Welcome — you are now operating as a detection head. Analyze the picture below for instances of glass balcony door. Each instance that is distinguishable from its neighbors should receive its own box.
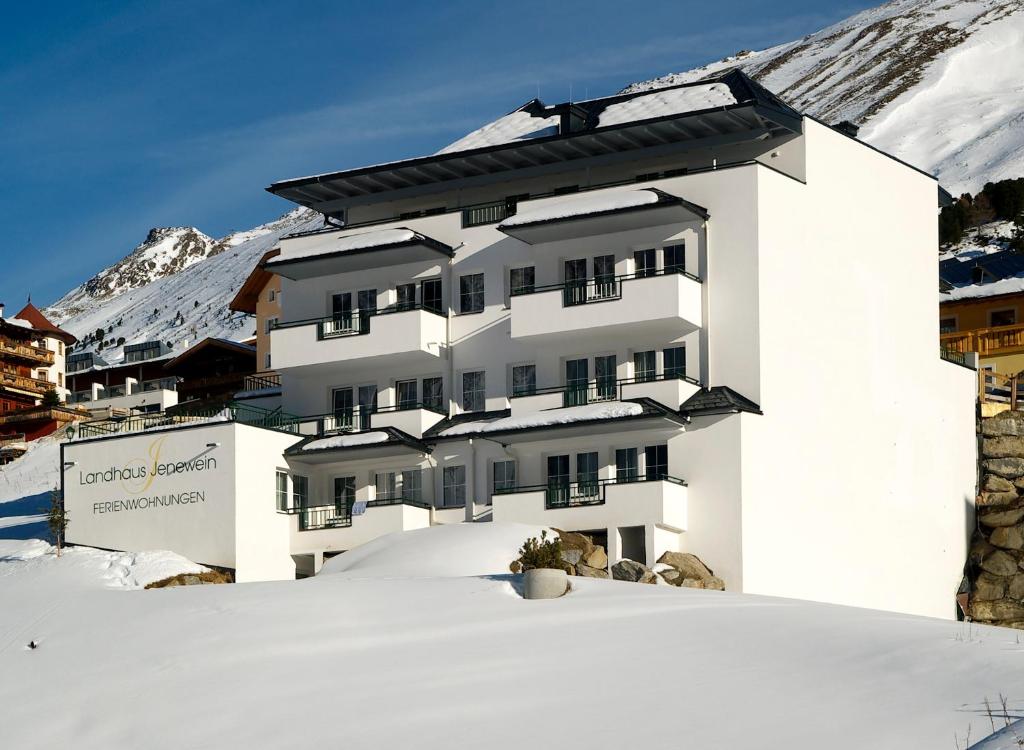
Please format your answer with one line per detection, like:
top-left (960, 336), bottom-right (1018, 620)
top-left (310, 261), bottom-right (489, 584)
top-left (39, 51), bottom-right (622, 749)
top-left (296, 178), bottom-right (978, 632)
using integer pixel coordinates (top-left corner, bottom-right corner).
top-left (565, 358), bottom-right (589, 406)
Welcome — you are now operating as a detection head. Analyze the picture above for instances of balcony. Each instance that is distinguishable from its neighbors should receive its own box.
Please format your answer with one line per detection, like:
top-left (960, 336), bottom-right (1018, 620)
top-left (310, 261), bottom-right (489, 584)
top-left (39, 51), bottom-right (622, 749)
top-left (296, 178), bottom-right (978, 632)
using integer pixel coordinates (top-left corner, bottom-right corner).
top-left (284, 498), bottom-right (432, 551)
top-left (492, 476), bottom-right (687, 532)
top-left (0, 339), bottom-right (53, 366)
top-left (0, 370), bottom-right (51, 396)
top-left (271, 304), bottom-right (446, 371)
top-left (510, 269), bottom-right (701, 342)
top-left (942, 323), bottom-right (1024, 358)
top-left (510, 373), bottom-right (700, 416)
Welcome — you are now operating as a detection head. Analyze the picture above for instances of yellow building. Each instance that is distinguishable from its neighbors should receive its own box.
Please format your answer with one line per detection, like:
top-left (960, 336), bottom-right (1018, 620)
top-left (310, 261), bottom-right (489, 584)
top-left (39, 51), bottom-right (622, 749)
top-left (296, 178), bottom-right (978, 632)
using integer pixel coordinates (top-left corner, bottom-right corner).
top-left (229, 248), bottom-right (282, 375)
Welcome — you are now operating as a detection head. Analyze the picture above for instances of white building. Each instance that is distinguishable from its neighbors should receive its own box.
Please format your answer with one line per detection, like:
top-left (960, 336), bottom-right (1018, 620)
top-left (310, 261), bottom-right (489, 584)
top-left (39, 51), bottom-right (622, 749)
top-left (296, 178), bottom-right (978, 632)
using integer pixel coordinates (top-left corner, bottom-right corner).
top-left (63, 72), bottom-right (976, 617)
top-left (65, 343), bottom-right (180, 417)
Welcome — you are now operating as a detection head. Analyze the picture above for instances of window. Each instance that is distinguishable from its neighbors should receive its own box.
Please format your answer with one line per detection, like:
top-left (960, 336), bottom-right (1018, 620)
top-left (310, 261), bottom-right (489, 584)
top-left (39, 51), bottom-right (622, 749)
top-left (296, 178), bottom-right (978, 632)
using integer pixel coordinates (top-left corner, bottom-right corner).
top-left (58, 342), bottom-right (64, 356)
top-left (493, 460), bottom-right (517, 494)
top-left (460, 273), bottom-right (485, 313)
top-left (511, 364), bottom-right (536, 397)
top-left (634, 351), bottom-right (655, 382)
top-left (991, 309), bottom-right (1016, 327)
top-left (396, 379), bottom-right (418, 409)
top-left (645, 445), bottom-right (668, 481)
top-left (421, 279), bottom-right (443, 315)
top-left (264, 352), bottom-right (272, 370)
top-left (462, 201), bottom-right (510, 228)
top-left (276, 471), bottom-right (289, 511)
top-left (546, 454), bottom-right (570, 506)
top-left (402, 469), bottom-right (423, 502)
top-left (375, 472), bottom-right (398, 500)
top-left (634, 248), bottom-right (656, 278)
top-left (593, 255), bottom-right (616, 298)
top-left (358, 385), bottom-right (377, 430)
top-left (939, 317), bottom-right (957, 333)
top-left (264, 317), bottom-right (278, 335)
top-left (57, 373), bottom-right (64, 387)
top-left (565, 358), bottom-right (589, 406)
top-left (422, 376), bottom-right (444, 411)
top-left (509, 266), bottom-right (535, 297)
top-left (332, 387), bottom-right (354, 431)
top-left (664, 346), bottom-right (686, 378)
top-left (616, 448), bottom-right (638, 482)
top-left (663, 244), bottom-right (685, 273)
top-left (576, 452), bottom-right (599, 496)
top-left (333, 476), bottom-right (355, 513)
top-left (268, 289), bottom-right (277, 303)
top-left (462, 371), bottom-right (485, 412)
top-left (596, 355), bottom-right (617, 400)
top-left (442, 465), bottom-right (466, 507)
top-left (396, 283), bottom-right (416, 311)
top-left (292, 475), bottom-right (309, 510)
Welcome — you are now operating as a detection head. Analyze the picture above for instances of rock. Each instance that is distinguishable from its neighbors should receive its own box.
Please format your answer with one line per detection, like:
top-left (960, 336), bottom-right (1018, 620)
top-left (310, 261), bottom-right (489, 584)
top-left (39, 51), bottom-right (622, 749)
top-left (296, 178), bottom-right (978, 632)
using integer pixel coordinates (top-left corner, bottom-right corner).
top-left (983, 474), bottom-right (1016, 493)
top-left (509, 560), bottom-right (522, 574)
top-left (680, 578), bottom-right (706, 588)
top-left (983, 437), bottom-right (1024, 459)
top-left (982, 412), bottom-right (1024, 437)
top-left (981, 550), bottom-right (1020, 576)
top-left (611, 559), bottom-right (650, 582)
top-left (1014, 477), bottom-right (1024, 492)
top-left (576, 563), bottom-right (610, 579)
top-left (983, 458), bottom-right (1024, 479)
top-left (560, 548), bottom-right (583, 566)
top-left (980, 508), bottom-right (1024, 527)
top-left (658, 567), bottom-right (683, 584)
top-left (971, 598), bottom-right (1024, 622)
top-left (974, 573), bottom-right (1007, 601)
top-left (979, 491), bottom-right (1020, 508)
top-left (1009, 574), bottom-right (1024, 601)
top-left (554, 530), bottom-right (594, 557)
top-left (638, 570), bottom-right (659, 585)
top-left (656, 551), bottom-right (714, 580)
top-left (181, 575), bottom-right (202, 586)
top-left (583, 546), bottom-right (607, 570)
top-left (703, 576), bottom-right (726, 591)
top-left (991, 525), bottom-right (1024, 551)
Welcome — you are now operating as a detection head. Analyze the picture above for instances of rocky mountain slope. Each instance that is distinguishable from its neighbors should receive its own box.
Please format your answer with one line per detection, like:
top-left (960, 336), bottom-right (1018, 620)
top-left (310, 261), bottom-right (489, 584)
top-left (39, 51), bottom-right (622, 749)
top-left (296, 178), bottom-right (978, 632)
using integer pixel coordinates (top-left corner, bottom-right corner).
top-left (45, 208), bottom-right (319, 363)
top-left (623, 0), bottom-right (1024, 195)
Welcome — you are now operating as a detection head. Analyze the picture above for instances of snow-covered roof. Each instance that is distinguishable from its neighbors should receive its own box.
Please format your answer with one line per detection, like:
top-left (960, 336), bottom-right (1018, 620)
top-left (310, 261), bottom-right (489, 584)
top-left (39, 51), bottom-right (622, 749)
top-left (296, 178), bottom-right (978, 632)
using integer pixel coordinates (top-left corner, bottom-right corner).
top-left (437, 110), bottom-right (560, 155)
top-left (5, 317), bottom-right (33, 329)
top-left (301, 431), bottom-right (391, 451)
top-left (499, 189), bottom-right (660, 227)
top-left (437, 402), bottom-right (644, 437)
top-left (272, 228), bottom-right (454, 266)
top-left (940, 248), bottom-right (1024, 302)
top-left (597, 83), bottom-right (737, 128)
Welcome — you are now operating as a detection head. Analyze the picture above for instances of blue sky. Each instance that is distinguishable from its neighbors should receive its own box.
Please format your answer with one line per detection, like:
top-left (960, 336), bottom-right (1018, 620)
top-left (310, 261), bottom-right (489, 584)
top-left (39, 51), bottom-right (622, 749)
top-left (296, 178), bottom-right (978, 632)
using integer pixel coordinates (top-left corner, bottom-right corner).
top-left (0, 0), bottom-right (874, 306)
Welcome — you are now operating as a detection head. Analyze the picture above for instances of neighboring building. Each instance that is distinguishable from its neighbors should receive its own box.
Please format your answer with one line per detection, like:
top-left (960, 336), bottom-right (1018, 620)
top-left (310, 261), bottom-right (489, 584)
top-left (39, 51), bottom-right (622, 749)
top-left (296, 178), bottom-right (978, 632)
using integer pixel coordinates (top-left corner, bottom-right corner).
top-left (63, 71), bottom-right (976, 618)
top-left (0, 300), bottom-right (75, 411)
top-left (66, 343), bottom-right (179, 416)
top-left (940, 250), bottom-right (1024, 373)
top-left (164, 337), bottom-right (257, 409)
top-left (229, 248), bottom-right (282, 374)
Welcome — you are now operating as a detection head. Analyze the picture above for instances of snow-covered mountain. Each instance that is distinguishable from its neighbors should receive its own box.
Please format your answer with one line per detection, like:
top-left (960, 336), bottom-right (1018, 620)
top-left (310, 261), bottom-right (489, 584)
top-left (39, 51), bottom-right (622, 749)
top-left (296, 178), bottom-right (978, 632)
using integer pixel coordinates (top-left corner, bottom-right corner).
top-left (46, 208), bottom-right (320, 363)
top-left (623, 0), bottom-right (1024, 196)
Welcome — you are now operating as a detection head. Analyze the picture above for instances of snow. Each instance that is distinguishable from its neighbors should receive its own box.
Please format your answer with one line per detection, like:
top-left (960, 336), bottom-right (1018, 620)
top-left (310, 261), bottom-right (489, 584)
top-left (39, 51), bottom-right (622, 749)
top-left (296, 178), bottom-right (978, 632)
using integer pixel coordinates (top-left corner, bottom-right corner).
top-left (274, 227), bottom-right (420, 263)
top-left (437, 109), bottom-right (561, 154)
top-left (234, 386), bottom-right (282, 399)
top-left (0, 434), bottom-right (62, 540)
top-left (5, 316), bottom-right (34, 329)
top-left (598, 83), bottom-right (737, 128)
top-left (499, 189), bottom-right (659, 227)
top-left (438, 401), bottom-right (644, 437)
top-left (1, 521), bottom-right (1024, 748)
top-left (302, 431), bottom-right (390, 450)
top-left (974, 719), bottom-right (1024, 749)
top-left (945, 276), bottom-right (1024, 301)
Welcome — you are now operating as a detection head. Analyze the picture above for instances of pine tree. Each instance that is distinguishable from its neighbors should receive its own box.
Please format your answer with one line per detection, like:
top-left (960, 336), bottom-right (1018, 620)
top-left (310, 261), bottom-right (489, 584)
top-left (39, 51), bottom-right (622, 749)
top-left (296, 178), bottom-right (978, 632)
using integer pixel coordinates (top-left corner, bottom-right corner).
top-left (47, 487), bottom-right (68, 557)
top-left (41, 388), bottom-right (61, 407)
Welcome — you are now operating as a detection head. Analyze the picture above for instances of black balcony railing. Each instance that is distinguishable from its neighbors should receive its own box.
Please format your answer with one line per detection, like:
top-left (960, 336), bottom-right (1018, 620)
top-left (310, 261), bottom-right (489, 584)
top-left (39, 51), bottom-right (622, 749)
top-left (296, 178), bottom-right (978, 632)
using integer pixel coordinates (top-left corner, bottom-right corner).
top-left (366, 496), bottom-right (431, 510)
top-left (494, 474), bottom-right (686, 510)
top-left (510, 266), bottom-right (702, 308)
top-left (297, 505), bottom-right (353, 531)
top-left (509, 371), bottom-right (700, 407)
top-left (270, 301), bottom-right (445, 341)
top-left (242, 372), bottom-right (281, 391)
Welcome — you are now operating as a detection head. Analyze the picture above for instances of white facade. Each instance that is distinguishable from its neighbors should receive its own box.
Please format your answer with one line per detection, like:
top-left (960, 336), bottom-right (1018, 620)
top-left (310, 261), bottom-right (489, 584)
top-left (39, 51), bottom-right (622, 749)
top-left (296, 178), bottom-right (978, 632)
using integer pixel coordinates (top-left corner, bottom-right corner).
top-left (60, 76), bottom-right (977, 617)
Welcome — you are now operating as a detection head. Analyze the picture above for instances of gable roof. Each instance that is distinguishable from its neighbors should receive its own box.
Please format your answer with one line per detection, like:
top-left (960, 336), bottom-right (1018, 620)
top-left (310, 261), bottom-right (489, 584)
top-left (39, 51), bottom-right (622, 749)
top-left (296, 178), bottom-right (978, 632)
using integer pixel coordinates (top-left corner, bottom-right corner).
top-left (229, 248), bottom-right (280, 314)
top-left (680, 386), bottom-right (762, 418)
top-left (939, 250), bottom-right (1024, 301)
top-left (13, 302), bottom-right (77, 344)
top-left (163, 337), bottom-right (256, 372)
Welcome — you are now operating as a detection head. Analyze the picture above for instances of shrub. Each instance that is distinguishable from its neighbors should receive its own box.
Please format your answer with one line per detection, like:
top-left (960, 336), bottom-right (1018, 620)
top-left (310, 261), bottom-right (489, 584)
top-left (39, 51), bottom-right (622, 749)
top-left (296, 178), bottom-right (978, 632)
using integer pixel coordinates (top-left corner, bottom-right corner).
top-left (514, 530), bottom-right (566, 572)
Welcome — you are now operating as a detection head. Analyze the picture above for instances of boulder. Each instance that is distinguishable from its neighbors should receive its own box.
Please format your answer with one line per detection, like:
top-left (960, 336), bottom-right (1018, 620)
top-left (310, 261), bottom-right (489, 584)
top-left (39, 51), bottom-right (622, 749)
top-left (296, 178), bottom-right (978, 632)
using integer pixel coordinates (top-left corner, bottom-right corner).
top-left (560, 548), bottom-right (583, 567)
top-left (1009, 574), bottom-right (1024, 601)
top-left (583, 546), bottom-right (608, 570)
top-left (983, 437), bottom-right (1024, 459)
top-left (990, 525), bottom-right (1024, 551)
top-left (981, 550), bottom-right (1020, 577)
top-left (576, 563), bottom-right (610, 579)
top-left (656, 552), bottom-right (714, 580)
top-left (611, 559), bottom-right (650, 582)
top-left (982, 458), bottom-right (1024, 479)
top-left (703, 576), bottom-right (726, 591)
top-left (980, 508), bottom-right (1024, 527)
top-left (1014, 476), bottom-right (1024, 492)
top-left (680, 578), bottom-right (706, 589)
top-left (983, 474), bottom-right (1016, 493)
top-left (657, 567), bottom-right (683, 584)
top-left (970, 535), bottom-right (997, 565)
top-left (971, 598), bottom-right (1024, 622)
top-left (974, 573), bottom-right (1007, 601)
top-left (979, 491), bottom-right (1020, 508)
top-left (982, 412), bottom-right (1024, 437)
top-left (555, 530), bottom-right (594, 557)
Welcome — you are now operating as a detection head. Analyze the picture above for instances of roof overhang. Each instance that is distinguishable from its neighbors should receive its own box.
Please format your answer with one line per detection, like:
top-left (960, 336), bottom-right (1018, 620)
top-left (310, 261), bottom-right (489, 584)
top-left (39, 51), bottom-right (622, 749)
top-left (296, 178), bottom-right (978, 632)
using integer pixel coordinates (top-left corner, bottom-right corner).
top-left (267, 232), bottom-right (454, 281)
top-left (266, 101), bottom-right (802, 215)
top-left (285, 428), bottom-right (430, 462)
top-left (497, 188), bottom-right (708, 244)
top-left (229, 248), bottom-right (281, 314)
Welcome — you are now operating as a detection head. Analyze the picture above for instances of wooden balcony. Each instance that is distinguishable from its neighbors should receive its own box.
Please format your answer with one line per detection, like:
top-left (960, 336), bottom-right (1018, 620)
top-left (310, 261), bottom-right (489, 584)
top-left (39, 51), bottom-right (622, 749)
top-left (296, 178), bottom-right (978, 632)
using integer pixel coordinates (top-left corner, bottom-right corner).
top-left (0, 338), bottom-right (53, 365)
top-left (941, 323), bottom-right (1024, 357)
top-left (0, 370), bottom-right (52, 395)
